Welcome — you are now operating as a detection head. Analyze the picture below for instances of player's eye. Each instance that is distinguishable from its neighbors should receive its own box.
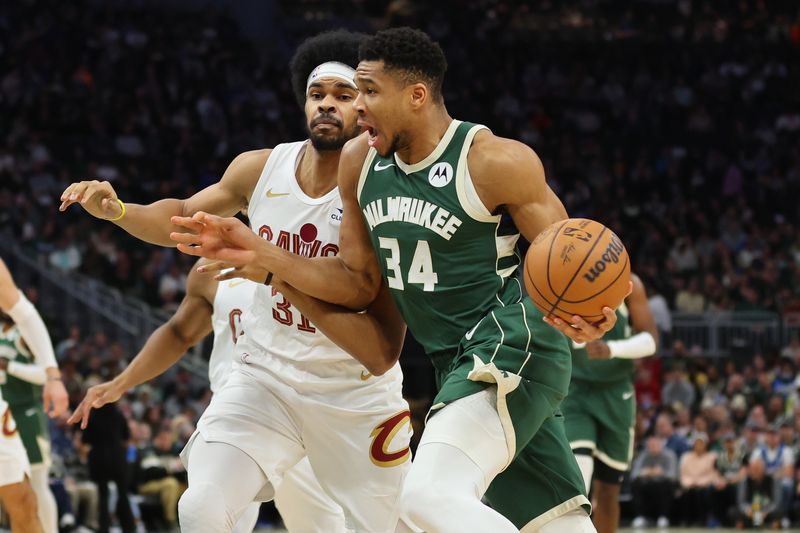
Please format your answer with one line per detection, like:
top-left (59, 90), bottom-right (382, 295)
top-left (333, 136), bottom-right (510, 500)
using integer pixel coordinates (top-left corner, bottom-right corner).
top-left (338, 94), bottom-right (352, 101)
top-left (366, 88), bottom-right (376, 95)
top-left (309, 92), bottom-right (322, 100)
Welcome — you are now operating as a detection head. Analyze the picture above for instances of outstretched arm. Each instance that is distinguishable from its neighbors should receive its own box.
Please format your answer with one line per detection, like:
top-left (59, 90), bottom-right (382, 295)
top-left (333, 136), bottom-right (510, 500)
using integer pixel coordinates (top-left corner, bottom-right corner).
top-left (58, 150), bottom-right (268, 247)
top-left (585, 274), bottom-right (658, 359)
top-left (274, 279), bottom-right (406, 375)
top-left (172, 134), bottom-right (384, 310)
top-left (0, 258), bottom-right (67, 417)
top-left (467, 132), bottom-right (623, 343)
top-left (68, 260), bottom-right (215, 428)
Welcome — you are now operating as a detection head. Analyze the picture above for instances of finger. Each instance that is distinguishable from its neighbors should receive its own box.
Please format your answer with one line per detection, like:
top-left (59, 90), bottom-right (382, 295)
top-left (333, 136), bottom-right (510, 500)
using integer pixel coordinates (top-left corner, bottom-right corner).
top-left (171, 215), bottom-right (205, 232)
top-left (81, 405), bottom-right (92, 429)
top-left (196, 261), bottom-right (228, 274)
top-left (214, 267), bottom-right (244, 281)
top-left (69, 182), bottom-right (91, 203)
top-left (170, 231), bottom-right (204, 246)
top-left (198, 212), bottom-right (225, 226)
top-left (66, 404), bottom-right (84, 425)
top-left (60, 183), bottom-right (84, 202)
top-left (80, 183), bottom-right (110, 205)
top-left (91, 390), bottom-right (110, 408)
top-left (598, 307), bottom-right (616, 331)
top-left (176, 243), bottom-right (205, 257)
top-left (571, 315), bottom-right (600, 335)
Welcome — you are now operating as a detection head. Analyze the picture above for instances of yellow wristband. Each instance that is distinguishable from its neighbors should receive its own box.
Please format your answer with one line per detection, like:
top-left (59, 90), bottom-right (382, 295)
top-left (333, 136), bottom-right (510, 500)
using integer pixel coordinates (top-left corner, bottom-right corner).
top-left (107, 198), bottom-right (126, 222)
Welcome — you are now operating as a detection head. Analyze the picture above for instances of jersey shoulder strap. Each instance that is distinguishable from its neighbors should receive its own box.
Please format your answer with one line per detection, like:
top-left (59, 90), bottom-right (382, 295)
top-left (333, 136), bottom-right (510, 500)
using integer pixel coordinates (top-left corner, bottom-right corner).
top-left (249, 141), bottom-right (306, 216)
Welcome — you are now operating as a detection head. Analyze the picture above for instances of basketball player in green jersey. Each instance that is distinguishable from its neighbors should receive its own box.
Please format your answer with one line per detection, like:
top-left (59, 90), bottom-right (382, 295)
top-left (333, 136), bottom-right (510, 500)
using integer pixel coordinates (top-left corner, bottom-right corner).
top-left (563, 274), bottom-right (658, 533)
top-left (0, 258), bottom-right (68, 533)
top-left (0, 319), bottom-right (58, 533)
top-left (169, 28), bottom-right (627, 532)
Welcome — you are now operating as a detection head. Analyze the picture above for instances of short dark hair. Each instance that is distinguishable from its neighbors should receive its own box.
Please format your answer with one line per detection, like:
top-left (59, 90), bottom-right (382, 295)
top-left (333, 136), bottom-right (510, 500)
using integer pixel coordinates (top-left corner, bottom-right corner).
top-left (359, 27), bottom-right (447, 102)
top-left (289, 30), bottom-right (366, 108)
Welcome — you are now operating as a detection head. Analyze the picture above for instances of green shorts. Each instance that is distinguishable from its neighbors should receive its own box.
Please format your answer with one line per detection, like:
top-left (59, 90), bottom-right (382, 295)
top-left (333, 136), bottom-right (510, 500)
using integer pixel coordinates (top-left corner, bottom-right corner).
top-left (562, 379), bottom-right (636, 472)
top-left (9, 403), bottom-right (50, 465)
top-left (429, 301), bottom-right (590, 527)
top-left (485, 414), bottom-right (591, 530)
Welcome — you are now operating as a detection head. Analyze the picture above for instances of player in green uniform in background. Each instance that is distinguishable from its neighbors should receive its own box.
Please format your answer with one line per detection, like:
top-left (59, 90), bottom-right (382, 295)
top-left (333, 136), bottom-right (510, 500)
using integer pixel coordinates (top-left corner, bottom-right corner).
top-left (563, 274), bottom-right (658, 533)
top-left (0, 258), bottom-right (67, 533)
top-left (0, 316), bottom-right (59, 533)
top-left (168, 28), bottom-right (629, 533)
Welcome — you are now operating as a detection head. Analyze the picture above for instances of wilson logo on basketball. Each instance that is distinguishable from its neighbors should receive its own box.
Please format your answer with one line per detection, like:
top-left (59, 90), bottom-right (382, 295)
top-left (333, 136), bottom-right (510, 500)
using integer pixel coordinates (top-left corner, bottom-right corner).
top-left (583, 235), bottom-right (625, 283)
top-left (369, 410), bottom-right (411, 468)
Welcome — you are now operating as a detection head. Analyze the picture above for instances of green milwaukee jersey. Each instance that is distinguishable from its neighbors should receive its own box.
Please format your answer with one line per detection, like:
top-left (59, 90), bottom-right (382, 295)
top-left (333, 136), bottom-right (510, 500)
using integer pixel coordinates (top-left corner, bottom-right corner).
top-left (0, 325), bottom-right (42, 407)
top-left (357, 121), bottom-right (522, 365)
top-left (570, 303), bottom-right (633, 384)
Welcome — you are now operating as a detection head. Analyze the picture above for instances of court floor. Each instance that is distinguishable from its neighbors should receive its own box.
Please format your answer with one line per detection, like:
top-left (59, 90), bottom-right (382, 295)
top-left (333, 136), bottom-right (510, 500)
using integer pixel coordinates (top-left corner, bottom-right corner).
top-left (257, 527), bottom-right (764, 533)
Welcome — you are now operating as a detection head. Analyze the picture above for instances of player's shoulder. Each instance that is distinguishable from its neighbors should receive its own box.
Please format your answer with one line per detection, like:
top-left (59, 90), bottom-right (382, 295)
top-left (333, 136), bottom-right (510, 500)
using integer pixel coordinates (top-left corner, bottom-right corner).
top-left (230, 148), bottom-right (272, 173)
top-left (467, 129), bottom-right (544, 189)
top-left (342, 132), bottom-right (371, 164)
top-left (338, 132), bottom-right (371, 190)
top-left (468, 130), bottom-right (543, 179)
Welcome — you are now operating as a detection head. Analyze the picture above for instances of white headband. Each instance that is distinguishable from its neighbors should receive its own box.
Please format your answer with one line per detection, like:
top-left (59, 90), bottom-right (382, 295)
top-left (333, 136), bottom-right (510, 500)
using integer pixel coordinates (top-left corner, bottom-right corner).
top-left (306, 61), bottom-right (357, 92)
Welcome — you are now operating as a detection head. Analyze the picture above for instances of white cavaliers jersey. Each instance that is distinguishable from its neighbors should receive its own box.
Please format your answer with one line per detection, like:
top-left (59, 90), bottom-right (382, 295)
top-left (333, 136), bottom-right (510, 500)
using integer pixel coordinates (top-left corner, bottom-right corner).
top-left (242, 141), bottom-right (402, 400)
top-left (208, 278), bottom-right (256, 392)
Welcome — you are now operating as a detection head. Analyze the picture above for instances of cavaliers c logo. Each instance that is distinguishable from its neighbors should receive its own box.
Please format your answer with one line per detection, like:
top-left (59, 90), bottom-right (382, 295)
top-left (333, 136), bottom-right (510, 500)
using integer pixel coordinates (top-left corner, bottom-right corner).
top-left (369, 410), bottom-right (411, 468)
top-left (2, 409), bottom-right (17, 437)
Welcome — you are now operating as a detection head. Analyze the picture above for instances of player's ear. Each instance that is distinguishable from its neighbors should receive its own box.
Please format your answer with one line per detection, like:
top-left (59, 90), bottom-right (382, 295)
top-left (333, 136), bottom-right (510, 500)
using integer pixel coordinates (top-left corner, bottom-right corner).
top-left (408, 83), bottom-right (427, 110)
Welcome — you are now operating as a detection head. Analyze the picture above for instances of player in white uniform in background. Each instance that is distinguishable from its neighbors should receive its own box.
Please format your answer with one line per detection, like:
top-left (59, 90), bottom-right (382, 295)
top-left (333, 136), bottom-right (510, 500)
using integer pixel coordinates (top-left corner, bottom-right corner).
top-left (69, 257), bottom-right (347, 532)
top-left (60, 31), bottom-right (412, 533)
top-left (0, 258), bottom-right (69, 533)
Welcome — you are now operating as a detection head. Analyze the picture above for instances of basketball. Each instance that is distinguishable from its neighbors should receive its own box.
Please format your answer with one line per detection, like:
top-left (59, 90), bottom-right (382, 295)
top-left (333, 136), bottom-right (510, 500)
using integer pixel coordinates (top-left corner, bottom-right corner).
top-left (524, 218), bottom-right (631, 323)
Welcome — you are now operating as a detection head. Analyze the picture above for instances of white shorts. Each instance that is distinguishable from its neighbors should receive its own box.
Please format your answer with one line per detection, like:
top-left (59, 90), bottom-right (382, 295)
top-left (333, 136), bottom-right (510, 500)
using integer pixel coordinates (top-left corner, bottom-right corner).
top-left (183, 364), bottom-right (411, 533)
top-left (0, 409), bottom-right (31, 487)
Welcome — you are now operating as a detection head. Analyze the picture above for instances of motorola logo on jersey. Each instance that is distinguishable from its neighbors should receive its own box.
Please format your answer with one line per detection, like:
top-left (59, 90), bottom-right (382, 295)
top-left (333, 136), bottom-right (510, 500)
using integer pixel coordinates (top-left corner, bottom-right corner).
top-left (257, 223), bottom-right (339, 258)
top-left (369, 410), bottom-right (412, 468)
top-left (428, 162), bottom-right (453, 188)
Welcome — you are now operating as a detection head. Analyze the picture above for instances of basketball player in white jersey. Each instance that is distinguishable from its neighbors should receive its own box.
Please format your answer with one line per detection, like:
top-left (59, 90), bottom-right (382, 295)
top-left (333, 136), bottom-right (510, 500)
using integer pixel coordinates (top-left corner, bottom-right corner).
top-left (0, 258), bottom-right (69, 532)
top-left (59, 31), bottom-right (411, 533)
top-left (68, 257), bottom-right (348, 533)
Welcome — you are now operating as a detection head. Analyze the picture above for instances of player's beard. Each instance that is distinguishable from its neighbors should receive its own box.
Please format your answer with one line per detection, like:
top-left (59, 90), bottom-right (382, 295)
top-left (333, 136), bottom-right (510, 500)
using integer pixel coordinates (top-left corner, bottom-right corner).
top-left (308, 118), bottom-right (360, 152)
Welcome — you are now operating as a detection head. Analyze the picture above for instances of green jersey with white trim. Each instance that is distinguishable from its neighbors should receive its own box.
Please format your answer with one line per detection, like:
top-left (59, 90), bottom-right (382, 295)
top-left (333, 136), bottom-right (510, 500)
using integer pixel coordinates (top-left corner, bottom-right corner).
top-left (569, 304), bottom-right (634, 384)
top-left (0, 325), bottom-right (41, 407)
top-left (357, 120), bottom-right (524, 363)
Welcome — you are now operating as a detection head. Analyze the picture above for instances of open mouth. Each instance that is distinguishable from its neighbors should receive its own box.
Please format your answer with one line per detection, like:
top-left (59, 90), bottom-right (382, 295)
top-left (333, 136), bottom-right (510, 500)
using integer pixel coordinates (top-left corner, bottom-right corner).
top-left (359, 119), bottom-right (380, 147)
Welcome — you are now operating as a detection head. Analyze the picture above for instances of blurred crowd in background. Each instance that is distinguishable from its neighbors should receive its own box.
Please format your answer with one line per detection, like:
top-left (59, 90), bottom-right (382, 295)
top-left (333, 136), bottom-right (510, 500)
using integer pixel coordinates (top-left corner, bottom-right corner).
top-left (2, 0), bottom-right (800, 529)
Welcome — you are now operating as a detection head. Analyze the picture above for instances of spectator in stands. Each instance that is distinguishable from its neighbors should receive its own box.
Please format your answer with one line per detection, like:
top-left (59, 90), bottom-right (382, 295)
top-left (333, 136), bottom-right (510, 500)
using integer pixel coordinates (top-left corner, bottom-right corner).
top-left (631, 436), bottom-right (678, 528)
top-left (662, 367), bottom-right (696, 411)
top-left (679, 433), bottom-right (720, 525)
top-left (739, 422), bottom-right (763, 466)
top-left (773, 359), bottom-right (796, 397)
top-left (781, 336), bottom-right (800, 363)
top-left (646, 284), bottom-right (672, 341)
top-left (134, 428), bottom-right (186, 530)
top-left (81, 402), bottom-right (135, 533)
top-left (674, 277), bottom-right (706, 313)
top-left (655, 412), bottom-right (690, 458)
top-left (734, 458), bottom-right (782, 529)
top-left (714, 431), bottom-right (746, 527)
top-left (751, 425), bottom-right (794, 528)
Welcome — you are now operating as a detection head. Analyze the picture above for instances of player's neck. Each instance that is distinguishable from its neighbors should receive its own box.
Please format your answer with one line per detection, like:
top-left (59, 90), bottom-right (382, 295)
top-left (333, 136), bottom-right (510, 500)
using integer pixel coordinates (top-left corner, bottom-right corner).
top-left (296, 142), bottom-right (339, 198)
top-left (395, 108), bottom-right (452, 166)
